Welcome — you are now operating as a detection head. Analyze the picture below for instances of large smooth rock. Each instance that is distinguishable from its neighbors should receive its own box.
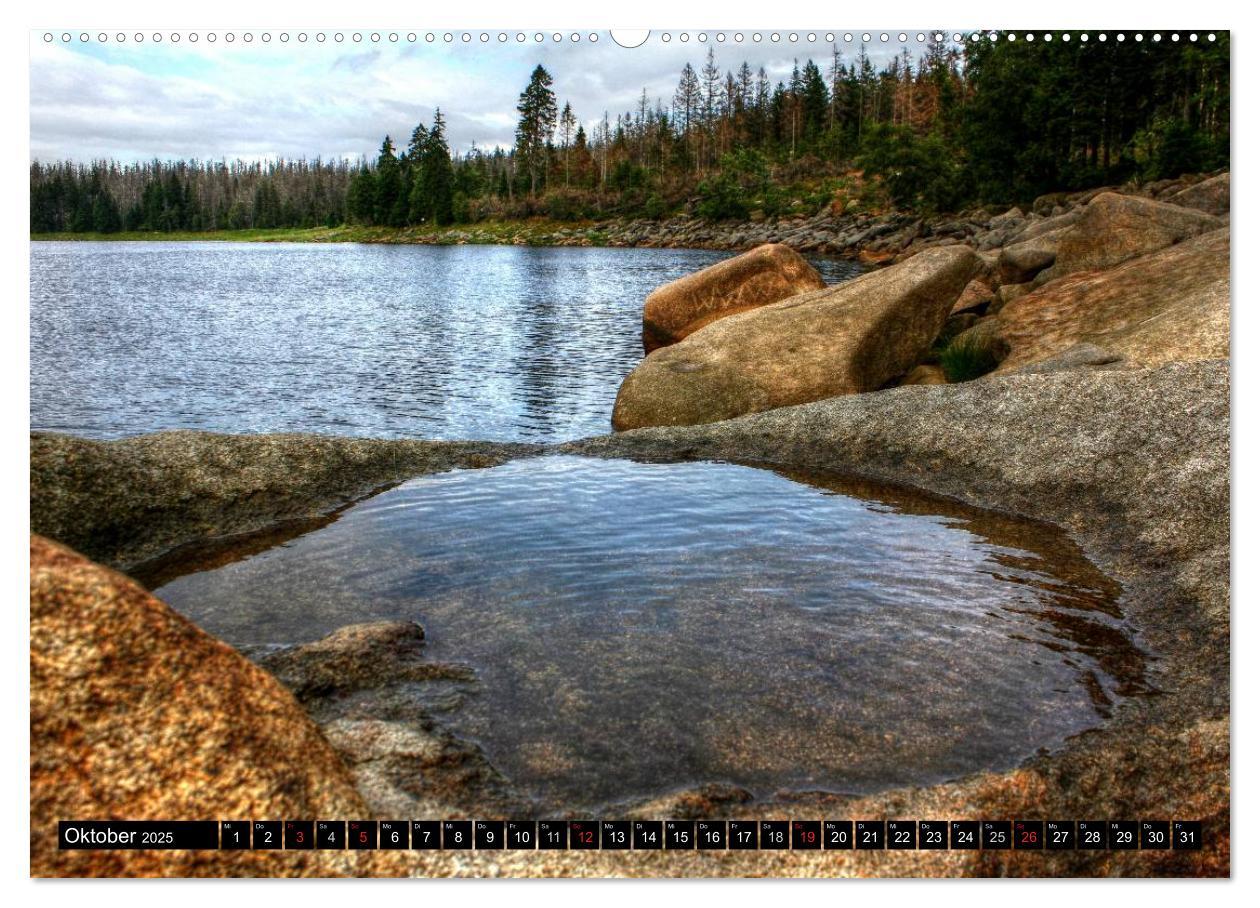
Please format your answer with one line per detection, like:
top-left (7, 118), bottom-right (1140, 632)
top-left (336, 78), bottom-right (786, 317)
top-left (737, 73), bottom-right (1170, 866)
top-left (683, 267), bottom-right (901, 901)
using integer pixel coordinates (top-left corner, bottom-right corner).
top-left (1169, 172), bottom-right (1229, 216)
top-left (994, 228), bottom-right (1228, 374)
top-left (612, 245), bottom-right (978, 430)
top-left (30, 535), bottom-right (392, 877)
top-left (641, 243), bottom-right (825, 352)
top-left (1040, 191), bottom-right (1222, 282)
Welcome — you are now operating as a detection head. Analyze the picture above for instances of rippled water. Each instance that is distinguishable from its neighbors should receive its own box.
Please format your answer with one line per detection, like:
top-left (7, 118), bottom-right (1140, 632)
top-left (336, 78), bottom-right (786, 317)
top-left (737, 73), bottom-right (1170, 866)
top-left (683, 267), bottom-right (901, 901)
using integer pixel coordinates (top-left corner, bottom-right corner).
top-left (30, 241), bottom-right (861, 442)
top-left (149, 456), bottom-right (1145, 810)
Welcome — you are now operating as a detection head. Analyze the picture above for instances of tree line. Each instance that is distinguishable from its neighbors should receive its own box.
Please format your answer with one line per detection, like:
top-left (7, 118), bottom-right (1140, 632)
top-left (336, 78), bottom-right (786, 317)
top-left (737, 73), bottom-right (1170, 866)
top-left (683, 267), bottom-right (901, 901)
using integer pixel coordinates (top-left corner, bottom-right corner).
top-left (31, 33), bottom-right (1229, 234)
top-left (30, 158), bottom-right (355, 234)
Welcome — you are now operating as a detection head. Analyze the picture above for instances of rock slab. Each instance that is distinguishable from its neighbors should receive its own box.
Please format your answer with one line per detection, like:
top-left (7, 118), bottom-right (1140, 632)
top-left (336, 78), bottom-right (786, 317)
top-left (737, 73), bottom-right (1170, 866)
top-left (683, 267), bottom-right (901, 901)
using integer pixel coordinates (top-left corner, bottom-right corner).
top-left (1042, 191), bottom-right (1222, 282)
top-left (29, 430), bottom-right (538, 570)
top-left (1169, 172), bottom-right (1229, 216)
top-left (995, 228), bottom-right (1229, 373)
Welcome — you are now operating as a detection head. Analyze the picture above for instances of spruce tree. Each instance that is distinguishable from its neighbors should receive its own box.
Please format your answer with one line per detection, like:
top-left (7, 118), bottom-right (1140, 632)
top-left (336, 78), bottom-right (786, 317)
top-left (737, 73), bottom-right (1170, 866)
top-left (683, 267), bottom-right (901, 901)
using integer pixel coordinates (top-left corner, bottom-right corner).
top-left (514, 65), bottom-right (558, 196)
top-left (373, 137), bottom-right (404, 227)
top-left (412, 109), bottom-right (455, 225)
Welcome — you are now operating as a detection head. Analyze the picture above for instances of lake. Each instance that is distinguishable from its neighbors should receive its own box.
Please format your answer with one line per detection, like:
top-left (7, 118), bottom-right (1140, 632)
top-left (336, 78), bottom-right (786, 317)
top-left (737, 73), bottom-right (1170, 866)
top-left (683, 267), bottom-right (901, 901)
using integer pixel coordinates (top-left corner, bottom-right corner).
top-left (29, 241), bottom-right (862, 443)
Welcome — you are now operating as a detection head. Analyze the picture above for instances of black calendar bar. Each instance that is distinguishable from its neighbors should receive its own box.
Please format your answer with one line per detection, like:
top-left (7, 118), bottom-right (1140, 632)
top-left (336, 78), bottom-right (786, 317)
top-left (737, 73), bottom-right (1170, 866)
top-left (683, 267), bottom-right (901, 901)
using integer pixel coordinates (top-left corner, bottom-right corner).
top-left (58, 821), bottom-right (219, 850)
top-left (58, 819), bottom-right (1204, 851)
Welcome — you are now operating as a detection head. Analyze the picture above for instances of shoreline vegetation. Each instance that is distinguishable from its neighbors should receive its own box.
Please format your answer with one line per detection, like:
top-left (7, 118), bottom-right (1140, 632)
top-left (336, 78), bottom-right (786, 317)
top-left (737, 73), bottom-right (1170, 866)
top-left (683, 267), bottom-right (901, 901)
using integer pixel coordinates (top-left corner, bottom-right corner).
top-left (29, 221), bottom-right (612, 246)
top-left (30, 167), bottom-right (1229, 263)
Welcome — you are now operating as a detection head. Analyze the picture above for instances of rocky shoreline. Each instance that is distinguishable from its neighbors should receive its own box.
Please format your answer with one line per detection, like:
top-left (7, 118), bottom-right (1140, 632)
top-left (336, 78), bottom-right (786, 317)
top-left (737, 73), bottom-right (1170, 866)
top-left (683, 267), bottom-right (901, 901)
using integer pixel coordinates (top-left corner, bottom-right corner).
top-left (29, 170), bottom-right (1230, 878)
top-left (336, 170), bottom-right (1228, 263)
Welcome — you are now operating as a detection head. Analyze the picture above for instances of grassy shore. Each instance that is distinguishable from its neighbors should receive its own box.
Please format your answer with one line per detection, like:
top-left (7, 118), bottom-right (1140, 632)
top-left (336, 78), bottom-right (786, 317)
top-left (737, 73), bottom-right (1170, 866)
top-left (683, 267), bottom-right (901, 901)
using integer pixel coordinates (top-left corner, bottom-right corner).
top-left (30, 220), bottom-right (610, 246)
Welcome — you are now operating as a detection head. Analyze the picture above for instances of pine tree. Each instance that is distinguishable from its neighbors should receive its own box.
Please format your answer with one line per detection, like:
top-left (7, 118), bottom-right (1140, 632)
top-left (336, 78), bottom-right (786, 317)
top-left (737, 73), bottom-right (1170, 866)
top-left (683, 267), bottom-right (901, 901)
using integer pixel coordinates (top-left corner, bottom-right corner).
top-left (346, 167), bottom-right (376, 224)
top-left (673, 63), bottom-right (702, 173)
top-left (514, 65), bottom-right (558, 196)
top-left (415, 109), bottom-right (455, 225)
top-left (372, 136), bottom-right (405, 226)
top-left (800, 60), bottom-right (829, 140)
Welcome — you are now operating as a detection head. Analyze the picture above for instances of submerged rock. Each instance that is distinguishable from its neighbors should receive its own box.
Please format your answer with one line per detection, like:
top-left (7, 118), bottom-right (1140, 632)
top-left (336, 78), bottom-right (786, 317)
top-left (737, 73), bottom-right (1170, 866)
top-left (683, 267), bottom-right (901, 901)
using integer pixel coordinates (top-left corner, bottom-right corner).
top-left (257, 620), bottom-right (474, 699)
top-left (1040, 191), bottom-right (1223, 282)
top-left (641, 243), bottom-right (825, 352)
top-left (29, 535), bottom-right (387, 877)
top-left (612, 245), bottom-right (978, 430)
top-left (257, 621), bottom-right (528, 819)
top-left (994, 228), bottom-right (1228, 374)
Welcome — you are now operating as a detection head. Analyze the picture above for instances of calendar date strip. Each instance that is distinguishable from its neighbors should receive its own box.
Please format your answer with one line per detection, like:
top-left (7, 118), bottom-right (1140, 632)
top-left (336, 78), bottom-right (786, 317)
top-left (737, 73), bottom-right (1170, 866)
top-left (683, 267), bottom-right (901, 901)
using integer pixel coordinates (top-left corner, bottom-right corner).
top-left (59, 819), bottom-right (1203, 851)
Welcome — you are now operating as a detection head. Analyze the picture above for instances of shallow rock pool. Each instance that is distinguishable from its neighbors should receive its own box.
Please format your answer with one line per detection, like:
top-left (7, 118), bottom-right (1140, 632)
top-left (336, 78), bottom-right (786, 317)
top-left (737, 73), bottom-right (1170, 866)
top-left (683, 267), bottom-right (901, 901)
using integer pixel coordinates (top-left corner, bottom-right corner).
top-left (148, 456), bottom-right (1146, 812)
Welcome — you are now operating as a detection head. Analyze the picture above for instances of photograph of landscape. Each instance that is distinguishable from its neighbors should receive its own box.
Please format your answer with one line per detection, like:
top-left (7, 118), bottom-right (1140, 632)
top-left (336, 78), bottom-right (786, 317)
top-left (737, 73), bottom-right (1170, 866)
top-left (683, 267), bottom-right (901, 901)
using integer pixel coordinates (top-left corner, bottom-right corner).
top-left (28, 26), bottom-right (1229, 878)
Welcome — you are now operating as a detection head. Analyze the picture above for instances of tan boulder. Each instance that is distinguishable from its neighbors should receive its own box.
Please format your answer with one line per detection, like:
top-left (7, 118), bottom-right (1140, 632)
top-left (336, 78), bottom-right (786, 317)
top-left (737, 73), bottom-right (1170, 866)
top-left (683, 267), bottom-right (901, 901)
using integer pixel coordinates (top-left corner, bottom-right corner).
top-left (1032, 191), bottom-right (1070, 215)
top-left (857, 248), bottom-right (898, 265)
top-left (1039, 191), bottom-right (1222, 282)
top-left (1169, 172), bottom-right (1230, 216)
top-left (950, 277), bottom-right (995, 314)
top-left (994, 228), bottom-right (1228, 374)
top-left (30, 535), bottom-right (398, 877)
top-left (612, 245), bottom-right (978, 430)
top-left (641, 243), bottom-right (825, 351)
top-left (995, 281), bottom-right (1036, 311)
top-left (996, 227), bottom-right (1070, 284)
top-left (1004, 209), bottom-right (1082, 245)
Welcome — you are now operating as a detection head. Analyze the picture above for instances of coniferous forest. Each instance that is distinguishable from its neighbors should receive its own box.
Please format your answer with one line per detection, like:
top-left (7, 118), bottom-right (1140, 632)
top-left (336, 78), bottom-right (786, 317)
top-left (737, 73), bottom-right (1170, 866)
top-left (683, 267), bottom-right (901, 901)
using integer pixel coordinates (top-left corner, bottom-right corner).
top-left (30, 33), bottom-right (1229, 234)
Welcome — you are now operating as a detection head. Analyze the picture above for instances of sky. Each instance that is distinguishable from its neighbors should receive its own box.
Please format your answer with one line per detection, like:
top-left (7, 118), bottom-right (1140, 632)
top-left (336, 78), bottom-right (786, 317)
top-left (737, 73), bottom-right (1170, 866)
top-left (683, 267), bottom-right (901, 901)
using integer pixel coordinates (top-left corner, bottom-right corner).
top-left (29, 30), bottom-right (914, 163)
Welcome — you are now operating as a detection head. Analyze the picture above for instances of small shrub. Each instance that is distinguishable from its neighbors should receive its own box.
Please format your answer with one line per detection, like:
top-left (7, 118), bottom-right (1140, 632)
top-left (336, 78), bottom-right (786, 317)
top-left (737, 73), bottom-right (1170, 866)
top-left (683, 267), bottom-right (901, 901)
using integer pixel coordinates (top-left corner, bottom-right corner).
top-left (939, 329), bottom-right (1006, 382)
top-left (643, 194), bottom-right (669, 220)
top-left (696, 172), bottom-right (749, 220)
top-left (544, 190), bottom-right (591, 221)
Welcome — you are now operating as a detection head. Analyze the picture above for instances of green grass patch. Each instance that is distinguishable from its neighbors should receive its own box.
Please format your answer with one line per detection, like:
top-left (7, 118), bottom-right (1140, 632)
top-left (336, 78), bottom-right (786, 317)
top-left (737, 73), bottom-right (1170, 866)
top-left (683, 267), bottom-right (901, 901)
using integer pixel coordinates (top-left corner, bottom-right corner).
top-left (939, 329), bottom-right (1006, 383)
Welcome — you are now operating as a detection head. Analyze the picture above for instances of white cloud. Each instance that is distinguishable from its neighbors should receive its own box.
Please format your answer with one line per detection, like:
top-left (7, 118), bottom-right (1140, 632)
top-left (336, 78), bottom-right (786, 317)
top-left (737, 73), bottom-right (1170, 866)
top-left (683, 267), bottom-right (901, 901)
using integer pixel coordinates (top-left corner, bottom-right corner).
top-left (30, 34), bottom-right (906, 163)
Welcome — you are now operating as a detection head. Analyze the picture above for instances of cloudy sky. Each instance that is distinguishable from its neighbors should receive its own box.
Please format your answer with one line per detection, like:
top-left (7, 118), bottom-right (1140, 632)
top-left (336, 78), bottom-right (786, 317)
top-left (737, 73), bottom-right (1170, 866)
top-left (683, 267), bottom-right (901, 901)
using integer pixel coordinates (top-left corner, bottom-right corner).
top-left (29, 30), bottom-right (912, 163)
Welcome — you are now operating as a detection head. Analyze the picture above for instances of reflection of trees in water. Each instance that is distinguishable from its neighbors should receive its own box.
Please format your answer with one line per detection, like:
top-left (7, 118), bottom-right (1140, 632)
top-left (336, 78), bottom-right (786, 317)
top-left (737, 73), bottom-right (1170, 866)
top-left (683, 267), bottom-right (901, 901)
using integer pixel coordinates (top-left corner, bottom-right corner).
top-left (512, 247), bottom-right (565, 437)
top-left (375, 245), bottom-right (460, 423)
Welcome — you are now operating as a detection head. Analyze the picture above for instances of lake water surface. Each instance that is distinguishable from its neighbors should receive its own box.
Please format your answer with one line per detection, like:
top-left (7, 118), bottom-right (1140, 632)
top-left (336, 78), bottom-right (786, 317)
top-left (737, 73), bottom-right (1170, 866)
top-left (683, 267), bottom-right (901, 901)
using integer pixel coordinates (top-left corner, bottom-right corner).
top-left (30, 241), bottom-right (861, 442)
